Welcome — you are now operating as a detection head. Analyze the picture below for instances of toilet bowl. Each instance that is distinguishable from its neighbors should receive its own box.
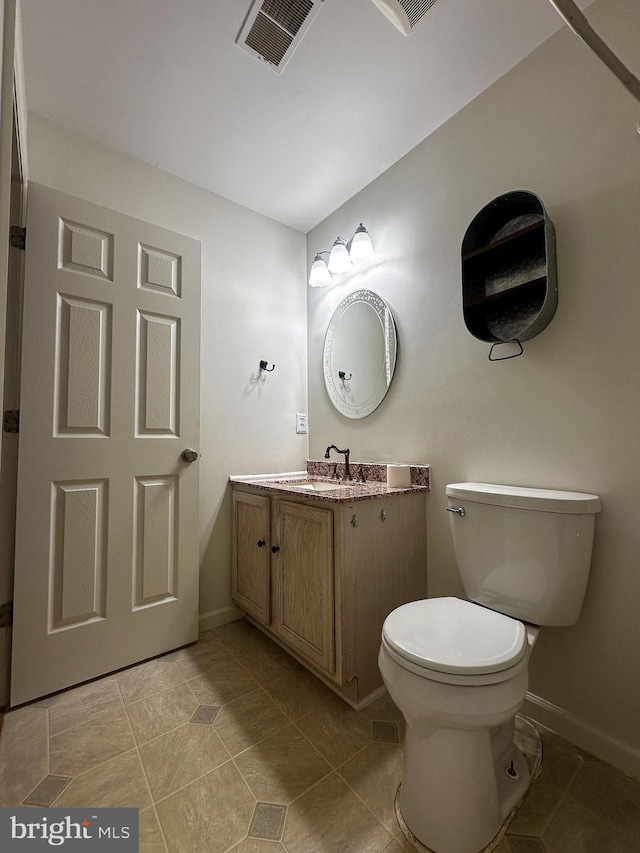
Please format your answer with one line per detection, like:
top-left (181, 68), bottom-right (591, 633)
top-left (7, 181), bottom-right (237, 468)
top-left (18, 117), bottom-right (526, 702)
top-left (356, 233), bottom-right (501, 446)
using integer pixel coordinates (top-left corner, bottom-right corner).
top-left (379, 482), bottom-right (600, 853)
top-left (380, 598), bottom-right (534, 853)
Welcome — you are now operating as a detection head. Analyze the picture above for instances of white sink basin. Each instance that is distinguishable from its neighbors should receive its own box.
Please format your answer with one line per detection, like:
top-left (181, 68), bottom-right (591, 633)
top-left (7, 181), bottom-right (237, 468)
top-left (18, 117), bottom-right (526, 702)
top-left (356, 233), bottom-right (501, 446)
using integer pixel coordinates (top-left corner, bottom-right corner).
top-left (277, 480), bottom-right (352, 492)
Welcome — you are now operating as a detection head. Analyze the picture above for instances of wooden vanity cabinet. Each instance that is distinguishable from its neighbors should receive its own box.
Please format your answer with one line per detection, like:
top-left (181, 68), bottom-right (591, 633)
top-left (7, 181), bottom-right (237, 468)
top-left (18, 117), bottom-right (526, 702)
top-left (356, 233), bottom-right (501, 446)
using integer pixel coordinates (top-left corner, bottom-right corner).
top-left (231, 484), bottom-right (428, 706)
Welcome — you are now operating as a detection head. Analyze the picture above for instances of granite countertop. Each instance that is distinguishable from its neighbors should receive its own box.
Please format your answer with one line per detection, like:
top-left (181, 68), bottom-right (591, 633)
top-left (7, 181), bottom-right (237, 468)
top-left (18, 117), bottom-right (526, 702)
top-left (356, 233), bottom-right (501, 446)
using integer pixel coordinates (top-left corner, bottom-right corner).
top-left (229, 461), bottom-right (430, 504)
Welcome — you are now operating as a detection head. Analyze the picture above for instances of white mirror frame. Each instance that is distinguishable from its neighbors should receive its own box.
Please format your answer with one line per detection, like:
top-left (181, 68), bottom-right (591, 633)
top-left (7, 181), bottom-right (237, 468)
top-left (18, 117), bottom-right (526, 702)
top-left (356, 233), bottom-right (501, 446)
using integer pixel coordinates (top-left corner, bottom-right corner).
top-left (323, 289), bottom-right (398, 419)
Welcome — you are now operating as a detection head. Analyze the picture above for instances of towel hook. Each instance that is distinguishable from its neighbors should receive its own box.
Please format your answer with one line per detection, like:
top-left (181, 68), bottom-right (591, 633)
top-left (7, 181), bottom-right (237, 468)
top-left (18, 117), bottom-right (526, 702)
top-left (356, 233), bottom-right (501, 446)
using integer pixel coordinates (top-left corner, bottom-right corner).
top-left (338, 371), bottom-right (352, 381)
top-left (259, 360), bottom-right (276, 372)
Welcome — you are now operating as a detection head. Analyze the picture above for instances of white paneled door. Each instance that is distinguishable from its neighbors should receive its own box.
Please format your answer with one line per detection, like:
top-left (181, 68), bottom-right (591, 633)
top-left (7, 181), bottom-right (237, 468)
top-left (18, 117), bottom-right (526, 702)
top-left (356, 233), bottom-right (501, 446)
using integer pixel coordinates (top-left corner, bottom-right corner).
top-left (10, 183), bottom-right (201, 705)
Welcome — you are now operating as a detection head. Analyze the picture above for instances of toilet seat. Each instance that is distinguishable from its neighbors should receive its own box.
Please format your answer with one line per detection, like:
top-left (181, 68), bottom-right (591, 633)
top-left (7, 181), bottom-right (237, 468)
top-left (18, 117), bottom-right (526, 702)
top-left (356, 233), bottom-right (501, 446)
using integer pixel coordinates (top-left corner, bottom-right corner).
top-left (382, 597), bottom-right (528, 685)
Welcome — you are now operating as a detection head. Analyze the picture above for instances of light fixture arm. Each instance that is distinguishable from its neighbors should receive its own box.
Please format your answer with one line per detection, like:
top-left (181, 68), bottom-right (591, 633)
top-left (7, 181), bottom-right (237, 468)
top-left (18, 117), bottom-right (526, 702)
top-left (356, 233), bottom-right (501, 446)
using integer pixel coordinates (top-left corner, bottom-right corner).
top-left (548, 0), bottom-right (640, 104)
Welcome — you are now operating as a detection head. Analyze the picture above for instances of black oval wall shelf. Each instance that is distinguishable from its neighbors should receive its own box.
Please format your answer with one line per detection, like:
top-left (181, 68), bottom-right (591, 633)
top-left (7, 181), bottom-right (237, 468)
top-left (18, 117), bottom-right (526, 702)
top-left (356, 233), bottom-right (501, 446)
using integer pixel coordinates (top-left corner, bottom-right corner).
top-left (461, 191), bottom-right (557, 353)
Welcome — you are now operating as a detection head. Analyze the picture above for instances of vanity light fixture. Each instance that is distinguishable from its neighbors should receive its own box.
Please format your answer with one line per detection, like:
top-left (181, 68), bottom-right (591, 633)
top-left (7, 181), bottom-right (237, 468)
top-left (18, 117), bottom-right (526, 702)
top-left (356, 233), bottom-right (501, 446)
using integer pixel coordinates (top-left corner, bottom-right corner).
top-left (308, 224), bottom-right (375, 287)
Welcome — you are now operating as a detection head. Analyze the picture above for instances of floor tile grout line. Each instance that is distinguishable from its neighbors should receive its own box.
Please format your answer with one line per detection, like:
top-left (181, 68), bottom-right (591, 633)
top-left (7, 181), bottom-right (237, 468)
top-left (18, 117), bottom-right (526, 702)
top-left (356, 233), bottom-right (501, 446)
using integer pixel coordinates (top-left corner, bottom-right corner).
top-left (339, 769), bottom-right (398, 843)
top-left (48, 744), bottom-right (141, 806)
top-left (226, 715), bottom-right (337, 834)
top-left (184, 679), bottom-right (261, 705)
top-left (225, 713), bottom-right (293, 762)
top-left (47, 707), bottom-right (137, 777)
top-left (43, 660), bottom-right (188, 721)
top-left (287, 710), bottom-right (347, 771)
top-left (174, 647), bottom-right (244, 682)
top-left (268, 682), bottom-right (400, 846)
top-left (151, 756), bottom-right (237, 808)
top-left (118, 694), bottom-right (170, 852)
top-left (45, 704), bottom-right (51, 777)
top-left (47, 666), bottom-right (188, 741)
top-left (280, 766), bottom-right (338, 808)
top-left (225, 762), bottom-right (259, 851)
top-left (276, 765), bottom-right (393, 852)
top-left (115, 660), bottom-right (189, 707)
top-left (533, 754), bottom-right (585, 838)
top-left (135, 742), bottom-right (170, 853)
top-left (126, 707), bottom-right (199, 750)
top-left (48, 698), bottom-right (125, 739)
top-left (146, 804), bottom-right (170, 853)
top-left (128, 683), bottom-right (271, 751)
top-left (136, 714), bottom-right (235, 804)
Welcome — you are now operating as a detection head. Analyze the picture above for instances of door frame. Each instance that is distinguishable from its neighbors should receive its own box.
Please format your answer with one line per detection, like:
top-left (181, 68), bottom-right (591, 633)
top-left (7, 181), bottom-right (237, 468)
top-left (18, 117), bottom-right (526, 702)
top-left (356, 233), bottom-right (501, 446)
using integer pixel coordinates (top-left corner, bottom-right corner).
top-left (0, 0), bottom-right (28, 708)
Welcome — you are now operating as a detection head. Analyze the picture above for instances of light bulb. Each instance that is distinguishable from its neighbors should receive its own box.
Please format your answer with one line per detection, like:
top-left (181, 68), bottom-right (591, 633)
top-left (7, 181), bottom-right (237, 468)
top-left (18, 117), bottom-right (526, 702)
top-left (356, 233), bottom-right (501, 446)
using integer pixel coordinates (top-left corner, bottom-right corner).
top-left (328, 238), bottom-right (352, 275)
top-left (308, 254), bottom-right (332, 287)
top-left (349, 223), bottom-right (374, 263)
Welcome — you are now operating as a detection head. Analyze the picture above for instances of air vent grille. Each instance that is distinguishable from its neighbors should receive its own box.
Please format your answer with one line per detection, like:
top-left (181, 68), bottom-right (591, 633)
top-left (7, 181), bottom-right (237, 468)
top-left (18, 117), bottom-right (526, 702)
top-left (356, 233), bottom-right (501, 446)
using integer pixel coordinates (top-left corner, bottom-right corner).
top-left (237, 0), bottom-right (323, 73)
top-left (262, 0), bottom-right (314, 36)
top-left (371, 0), bottom-right (438, 35)
top-left (245, 13), bottom-right (293, 67)
top-left (401, 0), bottom-right (437, 28)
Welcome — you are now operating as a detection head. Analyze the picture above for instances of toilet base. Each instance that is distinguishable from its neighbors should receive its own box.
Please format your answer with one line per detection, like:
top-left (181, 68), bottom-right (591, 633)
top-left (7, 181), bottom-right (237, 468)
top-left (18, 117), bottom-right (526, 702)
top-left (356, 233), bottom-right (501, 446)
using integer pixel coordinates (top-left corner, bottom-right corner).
top-left (396, 716), bottom-right (542, 853)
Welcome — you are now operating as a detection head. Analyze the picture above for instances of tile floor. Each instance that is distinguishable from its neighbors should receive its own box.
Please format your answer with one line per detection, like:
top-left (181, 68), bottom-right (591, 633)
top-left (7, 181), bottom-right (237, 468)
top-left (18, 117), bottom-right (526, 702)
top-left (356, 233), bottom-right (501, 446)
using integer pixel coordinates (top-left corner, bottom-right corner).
top-left (1, 618), bottom-right (640, 853)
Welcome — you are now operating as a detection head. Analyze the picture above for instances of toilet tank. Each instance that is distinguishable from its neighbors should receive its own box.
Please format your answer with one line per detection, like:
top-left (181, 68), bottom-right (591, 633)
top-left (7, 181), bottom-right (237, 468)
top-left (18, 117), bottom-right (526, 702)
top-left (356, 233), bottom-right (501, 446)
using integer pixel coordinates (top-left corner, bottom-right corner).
top-left (446, 483), bottom-right (601, 626)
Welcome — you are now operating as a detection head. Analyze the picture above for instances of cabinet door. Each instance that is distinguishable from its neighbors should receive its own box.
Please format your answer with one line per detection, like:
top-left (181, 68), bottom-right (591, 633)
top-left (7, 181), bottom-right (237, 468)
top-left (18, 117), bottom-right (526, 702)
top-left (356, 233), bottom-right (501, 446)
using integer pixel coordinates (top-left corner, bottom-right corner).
top-left (272, 500), bottom-right (334, 675)
top-left (232, 491), bottom-right (271, 625)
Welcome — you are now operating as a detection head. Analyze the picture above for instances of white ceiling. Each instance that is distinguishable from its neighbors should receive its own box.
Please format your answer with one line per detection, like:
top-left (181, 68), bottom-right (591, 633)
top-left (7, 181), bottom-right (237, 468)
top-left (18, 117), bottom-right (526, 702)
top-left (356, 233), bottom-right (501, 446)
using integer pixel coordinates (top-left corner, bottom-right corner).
top-left (20, 0), bottom-right (589, 233)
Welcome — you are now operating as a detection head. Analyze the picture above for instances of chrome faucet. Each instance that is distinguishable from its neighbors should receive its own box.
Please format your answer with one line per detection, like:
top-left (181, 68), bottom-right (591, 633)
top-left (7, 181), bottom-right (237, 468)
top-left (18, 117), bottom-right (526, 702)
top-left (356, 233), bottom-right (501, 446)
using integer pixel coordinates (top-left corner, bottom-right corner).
top-left (325, 445), bottom-right (352, 480)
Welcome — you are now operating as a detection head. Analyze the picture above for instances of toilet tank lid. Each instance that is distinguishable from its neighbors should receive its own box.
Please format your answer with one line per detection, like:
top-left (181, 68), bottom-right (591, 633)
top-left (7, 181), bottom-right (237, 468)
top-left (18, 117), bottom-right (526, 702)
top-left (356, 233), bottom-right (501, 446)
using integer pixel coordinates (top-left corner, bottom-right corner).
top-left (446, 483), bottom-right (601, 514)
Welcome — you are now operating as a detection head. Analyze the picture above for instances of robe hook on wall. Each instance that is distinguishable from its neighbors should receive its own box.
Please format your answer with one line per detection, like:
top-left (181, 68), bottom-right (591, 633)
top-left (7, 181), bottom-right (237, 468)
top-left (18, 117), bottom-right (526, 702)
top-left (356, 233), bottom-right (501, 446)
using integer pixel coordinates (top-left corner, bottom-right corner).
top-left (338, 371), bottom-right (352, 381)
top-left (259, 360), bottom-right (275, 372)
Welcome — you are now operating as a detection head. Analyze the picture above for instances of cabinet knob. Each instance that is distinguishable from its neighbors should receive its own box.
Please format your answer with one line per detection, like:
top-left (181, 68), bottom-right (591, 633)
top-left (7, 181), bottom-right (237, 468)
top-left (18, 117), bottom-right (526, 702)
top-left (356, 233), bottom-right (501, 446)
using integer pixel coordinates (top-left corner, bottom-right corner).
top-left (271, 545), bottom-right (280, 554)
top-left (257, 540), bottom-right (265, 548)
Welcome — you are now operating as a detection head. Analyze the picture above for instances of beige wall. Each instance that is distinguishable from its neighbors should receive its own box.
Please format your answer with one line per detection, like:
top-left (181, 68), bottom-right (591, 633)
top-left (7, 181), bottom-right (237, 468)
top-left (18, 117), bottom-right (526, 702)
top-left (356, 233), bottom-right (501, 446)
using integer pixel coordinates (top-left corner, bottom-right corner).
top-left (307, 0), bottom-right (640, 774)
top-left (27, 112), bottom-right (308, 624)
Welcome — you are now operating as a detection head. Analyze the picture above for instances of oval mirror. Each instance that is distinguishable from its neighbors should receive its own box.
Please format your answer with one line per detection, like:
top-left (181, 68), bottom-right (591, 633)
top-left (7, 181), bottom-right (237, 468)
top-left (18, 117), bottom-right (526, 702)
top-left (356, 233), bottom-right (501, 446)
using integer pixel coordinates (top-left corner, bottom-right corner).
top-left (323, 289), bottom-right (397, 419)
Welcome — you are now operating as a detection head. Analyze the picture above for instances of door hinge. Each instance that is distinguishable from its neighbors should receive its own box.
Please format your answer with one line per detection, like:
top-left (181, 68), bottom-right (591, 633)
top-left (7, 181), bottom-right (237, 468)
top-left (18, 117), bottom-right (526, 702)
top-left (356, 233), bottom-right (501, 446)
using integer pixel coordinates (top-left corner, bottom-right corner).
top-left (9, 225), bottom-right (26, 251)
top-left (0, 602), bottom-right (12, 628)
top-left (2, 409), bottom-right (19, 433)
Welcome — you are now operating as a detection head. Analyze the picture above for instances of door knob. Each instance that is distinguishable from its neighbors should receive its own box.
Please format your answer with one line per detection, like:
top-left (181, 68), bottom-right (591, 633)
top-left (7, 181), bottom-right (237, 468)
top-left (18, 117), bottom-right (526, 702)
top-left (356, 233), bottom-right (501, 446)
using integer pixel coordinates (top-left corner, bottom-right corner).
top-left (181, 448), bottom-right (199, 463)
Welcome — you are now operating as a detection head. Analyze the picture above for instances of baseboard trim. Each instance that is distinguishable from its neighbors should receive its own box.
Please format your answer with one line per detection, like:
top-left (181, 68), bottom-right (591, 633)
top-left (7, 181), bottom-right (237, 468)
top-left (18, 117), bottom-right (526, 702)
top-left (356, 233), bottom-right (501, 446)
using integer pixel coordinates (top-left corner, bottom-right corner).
top-left (523, 691), bottom-right (640, 780)
top-left (198, 605), bottom-right (244, 632)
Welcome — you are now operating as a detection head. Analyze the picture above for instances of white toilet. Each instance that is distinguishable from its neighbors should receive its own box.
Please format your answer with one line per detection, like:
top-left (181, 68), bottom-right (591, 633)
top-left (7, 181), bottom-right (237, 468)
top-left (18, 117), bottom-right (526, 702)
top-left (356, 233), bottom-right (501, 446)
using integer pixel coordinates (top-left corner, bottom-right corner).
top-left (379, 482), bottom-right (601, 853)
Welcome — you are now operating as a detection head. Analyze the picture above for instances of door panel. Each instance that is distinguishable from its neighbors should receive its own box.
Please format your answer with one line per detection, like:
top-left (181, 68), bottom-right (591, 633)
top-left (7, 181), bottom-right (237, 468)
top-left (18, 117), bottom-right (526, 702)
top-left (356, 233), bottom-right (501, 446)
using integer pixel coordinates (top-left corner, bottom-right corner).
top-left (10, 183), bottom-right (201, 705)
top-left (133, 474), bottom-right (177, 607)
top-left (55, 295), bottom-right (112, 436)
top-left (136, 310), bottom-right (179, 436)
top-left (50, 478), bottom-right (107, 630)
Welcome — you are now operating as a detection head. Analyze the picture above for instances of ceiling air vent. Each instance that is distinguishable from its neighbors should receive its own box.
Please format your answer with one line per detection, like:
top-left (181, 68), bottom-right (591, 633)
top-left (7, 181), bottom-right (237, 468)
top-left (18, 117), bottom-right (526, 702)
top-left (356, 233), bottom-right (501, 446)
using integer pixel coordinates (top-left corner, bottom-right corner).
top-left (236, 0), bottom-right (324, 73)
top-left (371, 0), bottom-right (439, 35)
